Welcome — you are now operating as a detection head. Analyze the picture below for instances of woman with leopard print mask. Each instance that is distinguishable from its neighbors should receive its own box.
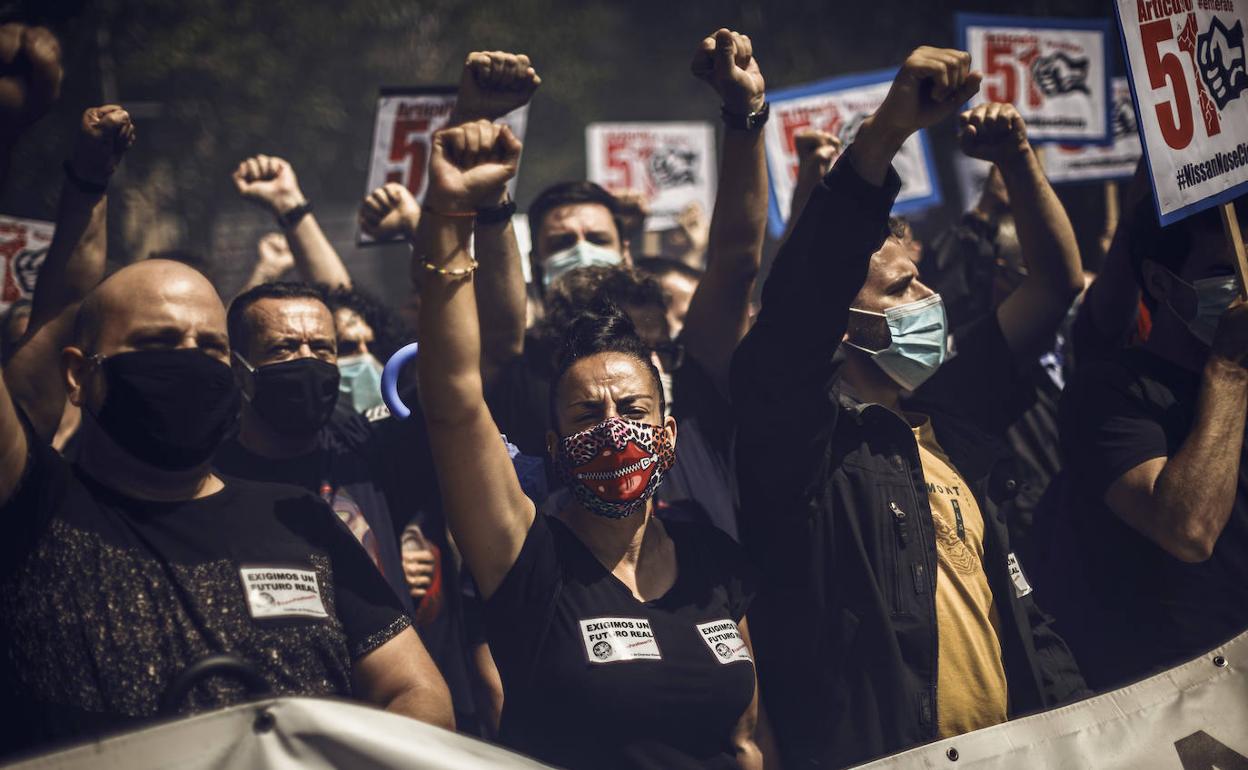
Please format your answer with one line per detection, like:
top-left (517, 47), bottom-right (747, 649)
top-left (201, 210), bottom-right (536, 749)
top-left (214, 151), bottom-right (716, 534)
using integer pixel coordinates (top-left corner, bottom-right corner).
top-left (400, 115), bottom-right (773, 769)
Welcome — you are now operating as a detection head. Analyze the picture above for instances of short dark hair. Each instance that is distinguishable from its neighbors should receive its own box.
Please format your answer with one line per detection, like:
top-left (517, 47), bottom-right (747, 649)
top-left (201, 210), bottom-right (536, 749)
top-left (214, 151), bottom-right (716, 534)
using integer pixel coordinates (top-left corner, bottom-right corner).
top-left (634, 257), bottom-right (704, 283)
top-left (528, 181), bottom-right (624, 257)
top-left (550, 299), bottom-right (665, 432)
top-left (227, 281), bottom-right (329, 359)
top-left (538, 266), bottom-right (666, 342)
top-left (321, 284), bottom-right (406, 363)
top-left (1128, 197), bottom-right (1246, 310)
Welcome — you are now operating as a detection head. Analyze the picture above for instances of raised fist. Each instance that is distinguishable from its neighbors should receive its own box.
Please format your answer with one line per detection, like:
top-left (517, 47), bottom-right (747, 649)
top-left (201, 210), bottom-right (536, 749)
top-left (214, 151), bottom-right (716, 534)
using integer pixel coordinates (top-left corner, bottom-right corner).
top-left (255, 232), bottom-right (295, 280)
top-left (453, 51), bottom-right (541, 122)
top-left (691, 28), bottom-right (766, 114)
top-left (872, 47), bottom-right (982, 145)
top-left (68, 105), bottom-right (136, 187)
top-left (425, 120), bottom-right (522, 214)
top-left (959, 102), bottom-right (1030, 165)
top-left (359, 182), bottom-right (422, 242)
top-left (794, 129), bottom-right (842, 179)
top-left (0, 23), bottom-right (62, 135)
top-left (232, 155), bottom-right (305, 215)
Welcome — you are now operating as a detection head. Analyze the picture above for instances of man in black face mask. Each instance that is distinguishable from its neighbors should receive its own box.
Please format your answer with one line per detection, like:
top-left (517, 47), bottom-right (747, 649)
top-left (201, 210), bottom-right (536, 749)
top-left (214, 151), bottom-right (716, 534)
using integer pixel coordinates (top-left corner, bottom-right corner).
top-left (0, 260), bottom-right (453, 757)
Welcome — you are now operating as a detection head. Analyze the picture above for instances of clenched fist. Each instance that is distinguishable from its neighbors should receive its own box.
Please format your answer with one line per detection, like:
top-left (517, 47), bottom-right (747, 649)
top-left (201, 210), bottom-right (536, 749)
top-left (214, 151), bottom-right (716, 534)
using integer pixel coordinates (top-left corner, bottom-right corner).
top-left (425, 120), bottom-right (522, 214)
top-left (794, 129), bottom-right (843, 179)
top-left (359, 182), bottom-right (422, 242)
top-left (453, 51), bottom-right (541, 123)
top-left (871, 47), bottom-right (982, 146)
top-left (232, 155), bottom-right (306, 216)
top-left (959, 102), bottom-right (1030, 166)
top-left (255, 232), bottom-right (295, 280)
top-left (69, 105), bottom-right (136, 187)
top-left (691, 28), bottom-right (766, 115)
top-left (0, 23), bottom-right (61, 135)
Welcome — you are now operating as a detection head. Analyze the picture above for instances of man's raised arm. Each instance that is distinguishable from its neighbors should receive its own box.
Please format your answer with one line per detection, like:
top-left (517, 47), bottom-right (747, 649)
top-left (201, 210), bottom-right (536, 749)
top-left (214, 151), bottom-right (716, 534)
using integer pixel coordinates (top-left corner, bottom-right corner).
top-left (960, 103), bottom-right (1084, 358)
top-left (233, 155), bottom-right (352, 289)
top-left (449, 51), bottom-right (540, 385)
top-left (681, 28), bottom-right (767, 396)
top-left (5, 105), bottom-right (133, 443)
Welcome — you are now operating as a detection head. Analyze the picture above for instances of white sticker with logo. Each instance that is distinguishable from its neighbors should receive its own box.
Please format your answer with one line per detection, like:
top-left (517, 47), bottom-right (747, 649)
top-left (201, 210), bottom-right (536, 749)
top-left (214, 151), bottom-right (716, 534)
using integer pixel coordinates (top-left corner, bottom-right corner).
top-left (240, 566), bottom-right (329, 619)
top-left (696, 619), bottom-right (753, 665)
top-left (580, 617), bottom-right (662, 663)
top-left (1007, 552), bottom-right (1033, 599)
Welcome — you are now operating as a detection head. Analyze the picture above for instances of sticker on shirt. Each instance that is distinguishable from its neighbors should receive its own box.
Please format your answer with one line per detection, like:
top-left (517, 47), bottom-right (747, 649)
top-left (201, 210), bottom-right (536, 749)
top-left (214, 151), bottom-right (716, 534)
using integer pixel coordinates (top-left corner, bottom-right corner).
top-left (580, 617), bottom-right (662, 663)
top-left (239, 566), bottom-right (329, 619)
top-left (1006, 552), bottom-right (1033, 599)
top-left (696, 620), bottom-right (754, 665)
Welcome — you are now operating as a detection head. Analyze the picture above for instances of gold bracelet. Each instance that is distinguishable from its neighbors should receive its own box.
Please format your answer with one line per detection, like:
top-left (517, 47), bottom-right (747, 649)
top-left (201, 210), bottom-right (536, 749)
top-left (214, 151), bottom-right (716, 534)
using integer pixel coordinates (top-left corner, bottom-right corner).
top-left (418, 256), bottom-right (479, 279)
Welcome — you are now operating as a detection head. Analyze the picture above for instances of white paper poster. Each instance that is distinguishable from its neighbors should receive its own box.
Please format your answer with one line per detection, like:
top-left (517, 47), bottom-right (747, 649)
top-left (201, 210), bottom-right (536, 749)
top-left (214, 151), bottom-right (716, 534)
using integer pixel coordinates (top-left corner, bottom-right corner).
top-left (958, 14), bottom-right (1113, 145)
top-left (363, 87), bottom-right (529, 243)
top-left (1115, 0), bottom-right (1248, 224)
top-left (1043, 77), bottom-right (1144, 184)
top-left (0, 214), bottom-right (53, 313)
top-left (585, 122), bottom-right (716, 231)
top-left (763, 69), bottom-right (942, 237)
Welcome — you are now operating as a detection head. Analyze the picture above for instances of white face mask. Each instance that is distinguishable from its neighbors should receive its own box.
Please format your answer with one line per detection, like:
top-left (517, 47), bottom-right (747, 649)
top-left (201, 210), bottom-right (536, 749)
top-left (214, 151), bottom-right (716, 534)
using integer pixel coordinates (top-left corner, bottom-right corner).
top-left (337, 353), bottom-right (385, 413)
top-left (845, 294), bottom-right (949, 392)
top-left (542, 240), bottom-right (623, 288)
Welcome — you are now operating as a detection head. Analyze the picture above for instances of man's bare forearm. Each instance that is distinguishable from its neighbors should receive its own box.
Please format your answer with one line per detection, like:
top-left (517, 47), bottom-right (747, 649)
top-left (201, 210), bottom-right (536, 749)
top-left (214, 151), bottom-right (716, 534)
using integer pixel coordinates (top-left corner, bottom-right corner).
top-left (27, 184), bottom-right (106, 330)
top-left (285, 213), bottom-right (351, 289)
top-left (997, 148), bottom-right (1082, 301)
top-left (473, 194), bottom-right (526, 386)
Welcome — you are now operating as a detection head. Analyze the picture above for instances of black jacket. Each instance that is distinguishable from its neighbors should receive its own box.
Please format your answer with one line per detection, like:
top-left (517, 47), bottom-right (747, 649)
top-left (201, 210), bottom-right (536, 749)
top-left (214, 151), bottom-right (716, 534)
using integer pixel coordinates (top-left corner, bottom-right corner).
top-left (731, 159), bottom-right (1089, 769)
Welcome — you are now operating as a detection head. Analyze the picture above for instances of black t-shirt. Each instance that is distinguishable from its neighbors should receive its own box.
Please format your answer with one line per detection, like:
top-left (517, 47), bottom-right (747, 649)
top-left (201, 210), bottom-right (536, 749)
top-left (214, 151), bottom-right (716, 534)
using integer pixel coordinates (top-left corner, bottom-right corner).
top-left (485, 513), bottom-right (756, 769)
top-left (213, 408), bottom-right (415, 619)
top-left (0, 439), bottom-right (410, 757)
top-left (1056, 347), bottom-right (1248, 688)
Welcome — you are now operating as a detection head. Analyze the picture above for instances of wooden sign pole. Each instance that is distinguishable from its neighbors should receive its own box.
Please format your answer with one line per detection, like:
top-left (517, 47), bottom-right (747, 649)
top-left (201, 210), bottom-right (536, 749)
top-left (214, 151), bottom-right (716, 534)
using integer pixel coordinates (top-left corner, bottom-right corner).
top-left (1222, 201), bottom-right (1248, 300)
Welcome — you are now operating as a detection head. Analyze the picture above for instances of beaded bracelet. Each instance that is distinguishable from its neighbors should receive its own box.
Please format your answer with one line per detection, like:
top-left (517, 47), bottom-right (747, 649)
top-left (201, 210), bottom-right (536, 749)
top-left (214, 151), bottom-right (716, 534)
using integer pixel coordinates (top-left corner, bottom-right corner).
top-left (418, 256), bottom-right (479, 279)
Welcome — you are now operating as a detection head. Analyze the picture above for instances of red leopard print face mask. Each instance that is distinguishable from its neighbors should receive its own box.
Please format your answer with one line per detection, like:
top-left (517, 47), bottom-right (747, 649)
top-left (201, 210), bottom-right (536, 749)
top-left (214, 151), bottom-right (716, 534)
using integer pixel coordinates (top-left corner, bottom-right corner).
top-left (555, 416), bottom-right (676, 519)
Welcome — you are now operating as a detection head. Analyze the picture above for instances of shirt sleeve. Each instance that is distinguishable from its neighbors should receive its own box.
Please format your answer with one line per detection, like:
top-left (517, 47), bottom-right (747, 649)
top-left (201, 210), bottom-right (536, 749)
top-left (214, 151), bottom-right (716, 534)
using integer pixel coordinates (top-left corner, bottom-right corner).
top-left (311, 497), bottom-right (412, 659)
top-left (1059, 361), bottom-right (1171, 501)
top-left (0, 415), bottom-right (67, 567)
top-left (482, 513), bottom-right (562, 681)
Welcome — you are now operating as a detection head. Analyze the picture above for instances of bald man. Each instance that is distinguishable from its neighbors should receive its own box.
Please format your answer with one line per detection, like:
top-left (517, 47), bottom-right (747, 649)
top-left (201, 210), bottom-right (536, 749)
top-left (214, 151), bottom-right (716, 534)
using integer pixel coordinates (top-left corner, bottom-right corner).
top-left (0, 260), bottom-right (452, 757)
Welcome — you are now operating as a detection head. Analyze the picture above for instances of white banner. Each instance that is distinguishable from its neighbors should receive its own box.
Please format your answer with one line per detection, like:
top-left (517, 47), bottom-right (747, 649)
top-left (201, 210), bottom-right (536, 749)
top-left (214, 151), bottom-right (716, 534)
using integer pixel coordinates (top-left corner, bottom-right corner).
top-left (2, 696), bottom-right (556, 769)
top-left (1044, 77), bottom-right (1144, 184)
top-left (585, 122), bottom-right (716, 232)
top-left (1115, 0), bottom-right (1248, 225)
top-left (362, 88), bottom-right (529, 243)
top-left (958, 14), bottom-right (1113, 145)
top-left (850, 630), bottom-right (1248, 769)
top-left (763, 70), bottom-right (942, 238)
top-left (0, 215), bottom-right (53, 313)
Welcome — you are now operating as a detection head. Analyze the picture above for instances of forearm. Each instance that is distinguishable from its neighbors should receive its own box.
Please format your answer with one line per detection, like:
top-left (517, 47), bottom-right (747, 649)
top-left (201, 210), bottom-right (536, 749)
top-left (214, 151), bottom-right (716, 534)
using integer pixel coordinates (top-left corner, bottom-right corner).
top-left (381, 678), bottom-right (455, 730)
top-left (998, 148), bottom-right (1083, 301)
top-left (473, 203), bottom-right (527, 385)
top-left (783, 168), bottom-right (821, 243)
top-left (29, 183), bottom-right (106, 328)
top-left (1081, 216), bottom-right (1140, 347)
top-left (1150, 357), bottom-right (1248, 559)
top-left (286, 214), bottom-right (351, 289)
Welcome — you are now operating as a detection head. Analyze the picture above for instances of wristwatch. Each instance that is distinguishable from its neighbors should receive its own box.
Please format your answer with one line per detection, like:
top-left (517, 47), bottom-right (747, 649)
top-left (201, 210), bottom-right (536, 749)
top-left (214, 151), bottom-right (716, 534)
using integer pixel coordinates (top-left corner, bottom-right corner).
top-left (721, 101), bottom-right (770, 131)
top-left (477, 196), bottom-right (517, 226)
top-left (277, 200), bottom-right (314, 229)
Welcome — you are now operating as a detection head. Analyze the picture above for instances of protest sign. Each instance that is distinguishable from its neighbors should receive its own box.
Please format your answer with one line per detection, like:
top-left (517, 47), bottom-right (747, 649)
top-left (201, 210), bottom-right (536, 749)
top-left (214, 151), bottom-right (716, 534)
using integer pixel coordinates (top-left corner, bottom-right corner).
top-left (1114, 0), bottom-right (1248, 226)
top-left (1044, 77), bottom-right (1144, 184)
top-left (0, 215), bottom-right (54, 313)
top-left (362, 87), bottom-right (529, 244)
top-left (763, 69), bottom-right (942, 238)
top-left (958, 14), bottom-right (1113, 145)
top-left (585, 122), bottom-right (716, 232)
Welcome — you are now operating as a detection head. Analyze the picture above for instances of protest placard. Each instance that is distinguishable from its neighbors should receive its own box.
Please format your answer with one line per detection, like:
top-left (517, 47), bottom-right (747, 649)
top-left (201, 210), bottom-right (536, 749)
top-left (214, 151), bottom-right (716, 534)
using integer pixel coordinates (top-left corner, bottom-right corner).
top-left (585, 122), bottom-right (716, 232)
top-left (763, 69), bottom-right (942, 238)
top-left (958, 14), bottom-right (1113, 145)
top-left (0, 215), bottom-right (54, 312)
top-left (362, 87), bottom-right (529, 244)
top-left (1044, 77), bottom-right (1144, 184)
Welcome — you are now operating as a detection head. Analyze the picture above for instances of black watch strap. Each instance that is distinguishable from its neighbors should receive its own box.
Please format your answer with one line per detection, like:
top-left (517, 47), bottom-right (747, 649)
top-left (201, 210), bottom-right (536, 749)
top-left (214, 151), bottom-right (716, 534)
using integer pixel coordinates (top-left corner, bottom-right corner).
top-left (721, 101), bottom-right (769, 131)
top-left (476, 197), bottom-right (517, 226)
top-left (277, 200), bottom-right (314, 229)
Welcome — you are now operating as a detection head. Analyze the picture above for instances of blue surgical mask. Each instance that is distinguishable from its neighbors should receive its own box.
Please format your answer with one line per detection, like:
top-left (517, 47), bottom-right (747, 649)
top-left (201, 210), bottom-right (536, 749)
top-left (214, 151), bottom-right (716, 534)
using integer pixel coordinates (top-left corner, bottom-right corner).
top-left (337, 354), bottom-right (385, 413)
top-left (1167, 271), bottom-right (1240, 346)
top-left (542, 240), bottom-right (623, 288)
top-left (846, 294), bottom-right (948, 392)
